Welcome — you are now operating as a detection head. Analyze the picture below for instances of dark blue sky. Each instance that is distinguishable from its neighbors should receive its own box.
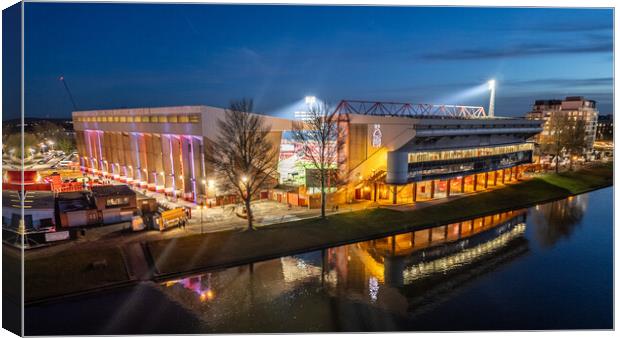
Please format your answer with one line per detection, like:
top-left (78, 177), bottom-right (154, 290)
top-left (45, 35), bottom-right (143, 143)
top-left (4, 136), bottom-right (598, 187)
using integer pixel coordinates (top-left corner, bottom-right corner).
top-left (9, 4), bottom-right (615, 120)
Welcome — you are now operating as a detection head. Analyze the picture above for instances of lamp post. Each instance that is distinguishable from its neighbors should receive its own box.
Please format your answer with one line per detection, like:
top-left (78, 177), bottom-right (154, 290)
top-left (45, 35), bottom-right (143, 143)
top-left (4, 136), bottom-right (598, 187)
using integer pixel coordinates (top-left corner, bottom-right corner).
top-left (201, 179), bottom-right (207, 204)
top-left (487, 79), bottom-right (496, 117)
top-left (207, 179), bottom-right (214, 206)
top-left (200, 204), bottom-right (205, 234)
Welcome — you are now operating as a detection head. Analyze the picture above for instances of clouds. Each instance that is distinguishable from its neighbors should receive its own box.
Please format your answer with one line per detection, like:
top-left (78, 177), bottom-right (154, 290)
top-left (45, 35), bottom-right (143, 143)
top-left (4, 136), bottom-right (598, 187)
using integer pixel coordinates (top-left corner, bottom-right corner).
top-left (505, 77), bottom-right (612, 88)
top-left (20, 4), bottom-right (613, 120)
top-left (420, 41), bottom-right (612, 61)
top-left (420, 17), bottom-right (613, 62)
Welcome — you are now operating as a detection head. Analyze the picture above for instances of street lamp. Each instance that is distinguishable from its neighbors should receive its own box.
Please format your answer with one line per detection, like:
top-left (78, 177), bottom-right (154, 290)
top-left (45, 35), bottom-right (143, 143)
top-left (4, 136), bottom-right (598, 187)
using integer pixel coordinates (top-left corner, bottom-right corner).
top-left (240, 176), bottom-right (249, 199)
top-left (487, 79), bottom-right (496, 117)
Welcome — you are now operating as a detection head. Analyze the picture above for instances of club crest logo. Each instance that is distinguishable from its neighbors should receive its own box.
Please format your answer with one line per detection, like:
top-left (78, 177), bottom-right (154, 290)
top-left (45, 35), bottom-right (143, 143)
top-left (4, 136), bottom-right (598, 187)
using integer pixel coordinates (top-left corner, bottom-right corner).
top-left (372, 124), bottom-right (382, 148)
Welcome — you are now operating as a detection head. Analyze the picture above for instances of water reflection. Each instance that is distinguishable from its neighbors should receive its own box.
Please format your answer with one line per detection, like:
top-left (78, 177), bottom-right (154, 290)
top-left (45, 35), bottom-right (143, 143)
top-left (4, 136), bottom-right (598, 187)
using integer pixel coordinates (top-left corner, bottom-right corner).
top-left (160, 209), bottom-right (529, 332)
top-left (530, 194), bottom-right (588, 247)
top-left (24, 188), bottom-right (613, 334)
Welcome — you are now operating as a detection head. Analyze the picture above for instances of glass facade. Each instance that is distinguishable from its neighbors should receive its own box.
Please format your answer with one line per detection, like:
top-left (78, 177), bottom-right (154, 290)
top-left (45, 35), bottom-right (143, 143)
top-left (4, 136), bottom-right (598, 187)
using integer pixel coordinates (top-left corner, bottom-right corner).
top-left (408, 143), bottom-right (534, 163)
top-left (408, 150), bottom-right (532, 182)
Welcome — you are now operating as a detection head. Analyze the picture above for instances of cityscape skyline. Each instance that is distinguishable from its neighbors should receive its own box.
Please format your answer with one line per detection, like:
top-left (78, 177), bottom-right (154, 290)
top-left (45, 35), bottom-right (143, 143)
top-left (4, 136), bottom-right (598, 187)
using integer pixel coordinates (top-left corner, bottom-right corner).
top-left (4, 4), bottom-right (614, 120)
top-left (1, 4), bottom-right (614, 335)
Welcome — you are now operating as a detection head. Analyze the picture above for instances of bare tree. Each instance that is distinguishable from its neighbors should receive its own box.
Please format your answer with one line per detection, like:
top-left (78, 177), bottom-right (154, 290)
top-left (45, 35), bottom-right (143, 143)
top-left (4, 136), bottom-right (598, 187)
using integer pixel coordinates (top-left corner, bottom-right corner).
top-left (205, 99), bottom-right (278, 230)
top-left (539, 113), bottom-right (570, 173)
top-left (291, 102), bottom-right (345, 218)
top-left (564, 119), bottom-right (587, 171)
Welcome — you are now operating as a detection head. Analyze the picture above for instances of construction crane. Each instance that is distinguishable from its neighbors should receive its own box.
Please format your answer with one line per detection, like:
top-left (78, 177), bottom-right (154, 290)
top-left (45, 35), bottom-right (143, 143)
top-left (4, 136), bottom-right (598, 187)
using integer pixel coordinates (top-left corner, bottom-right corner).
top-left (58, 75), bottom-right (78, 111)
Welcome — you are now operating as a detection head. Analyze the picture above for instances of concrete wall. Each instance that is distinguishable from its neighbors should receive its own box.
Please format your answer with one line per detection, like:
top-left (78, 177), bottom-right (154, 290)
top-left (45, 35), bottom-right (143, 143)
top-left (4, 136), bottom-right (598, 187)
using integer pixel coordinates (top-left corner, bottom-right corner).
top-left (73, 105), bottom-right (291, 202)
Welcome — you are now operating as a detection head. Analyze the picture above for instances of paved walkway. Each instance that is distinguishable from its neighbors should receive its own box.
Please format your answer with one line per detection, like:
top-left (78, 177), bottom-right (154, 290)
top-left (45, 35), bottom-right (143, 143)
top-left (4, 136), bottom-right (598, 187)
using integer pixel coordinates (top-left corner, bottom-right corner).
top-left (84, 172), bottom-right (374, 233)
top-left (24, 170), bottom-right (548, 260)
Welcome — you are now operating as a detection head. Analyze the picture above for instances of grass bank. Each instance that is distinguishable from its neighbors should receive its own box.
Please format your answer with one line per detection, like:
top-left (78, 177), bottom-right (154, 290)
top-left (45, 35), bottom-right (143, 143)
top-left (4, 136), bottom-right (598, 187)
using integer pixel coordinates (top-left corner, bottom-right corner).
top-left (148, 163), bottom-right (612, 277)
top-left (21, 163), bottom-right (612, 302)
top-left (23, 246), bottom-right (129, 303)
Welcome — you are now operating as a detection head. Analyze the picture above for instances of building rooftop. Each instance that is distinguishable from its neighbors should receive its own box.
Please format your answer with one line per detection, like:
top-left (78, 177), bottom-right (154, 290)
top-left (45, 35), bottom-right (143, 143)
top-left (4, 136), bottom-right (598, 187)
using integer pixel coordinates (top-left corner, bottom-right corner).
top-left (334, 100), bottom-right (490, 119)
top-left (2, 190), bottom-right (55, 210)
top-left (91, 185), bottom-right (136, 198)
top-left (57, 191), bottom-right (94, 212)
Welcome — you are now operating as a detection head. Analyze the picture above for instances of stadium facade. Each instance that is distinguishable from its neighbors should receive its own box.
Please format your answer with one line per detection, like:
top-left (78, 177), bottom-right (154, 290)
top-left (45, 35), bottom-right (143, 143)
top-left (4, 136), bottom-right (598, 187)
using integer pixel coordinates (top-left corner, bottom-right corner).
top-left (73, 100), bottom-right (543, 206)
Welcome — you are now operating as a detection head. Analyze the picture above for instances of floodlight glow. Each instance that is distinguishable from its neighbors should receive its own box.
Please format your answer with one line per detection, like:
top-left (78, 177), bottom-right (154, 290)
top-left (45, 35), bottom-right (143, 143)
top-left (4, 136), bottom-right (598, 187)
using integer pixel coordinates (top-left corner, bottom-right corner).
top-left (488, 79), bottom-right (496, 90)
top-left (305, 96), bottom-right (317, 105)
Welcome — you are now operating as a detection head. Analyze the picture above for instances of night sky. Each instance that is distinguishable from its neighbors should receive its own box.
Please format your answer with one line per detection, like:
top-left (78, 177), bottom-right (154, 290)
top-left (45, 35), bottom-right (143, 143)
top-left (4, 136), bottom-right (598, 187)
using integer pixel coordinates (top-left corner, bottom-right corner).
top-left (4, 3), bottom-right (614, 120)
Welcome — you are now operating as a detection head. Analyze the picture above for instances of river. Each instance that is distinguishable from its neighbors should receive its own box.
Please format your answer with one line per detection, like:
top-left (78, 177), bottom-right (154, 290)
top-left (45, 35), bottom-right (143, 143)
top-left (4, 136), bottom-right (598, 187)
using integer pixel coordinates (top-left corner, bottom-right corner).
top-left (25, 187), bottom-right (613, 334)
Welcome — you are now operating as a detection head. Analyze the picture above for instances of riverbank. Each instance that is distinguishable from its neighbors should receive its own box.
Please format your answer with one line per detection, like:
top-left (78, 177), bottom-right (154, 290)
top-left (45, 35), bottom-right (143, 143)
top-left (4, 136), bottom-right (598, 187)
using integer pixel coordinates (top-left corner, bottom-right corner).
top-left (24, 247), bottom-right (129, 302)
top-left (23, 163), bottom-right (612, 302)
top-left (148, 163), bottom-right (612, 278)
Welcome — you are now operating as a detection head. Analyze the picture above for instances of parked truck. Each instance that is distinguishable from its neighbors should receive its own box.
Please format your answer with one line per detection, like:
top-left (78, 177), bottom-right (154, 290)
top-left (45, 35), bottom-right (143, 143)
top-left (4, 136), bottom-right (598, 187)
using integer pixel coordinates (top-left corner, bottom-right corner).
top-left (154, 208), bottom-right (187, 231)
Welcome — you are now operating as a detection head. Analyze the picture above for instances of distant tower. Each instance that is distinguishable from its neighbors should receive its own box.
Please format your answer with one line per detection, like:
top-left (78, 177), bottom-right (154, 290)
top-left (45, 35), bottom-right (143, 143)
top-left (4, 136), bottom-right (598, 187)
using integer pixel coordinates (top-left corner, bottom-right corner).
top-left (488, 79), bottom-right (496, 117)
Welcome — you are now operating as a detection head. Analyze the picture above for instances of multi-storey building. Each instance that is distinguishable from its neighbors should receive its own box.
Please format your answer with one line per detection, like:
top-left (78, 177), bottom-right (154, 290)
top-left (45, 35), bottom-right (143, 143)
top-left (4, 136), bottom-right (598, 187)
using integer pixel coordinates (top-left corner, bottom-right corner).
top-left (525, 96), bottom-right (599, 153)
top-left (73, 100), bottom-right (543, 207)
top-left (596, 114), bottom-right (613, 141)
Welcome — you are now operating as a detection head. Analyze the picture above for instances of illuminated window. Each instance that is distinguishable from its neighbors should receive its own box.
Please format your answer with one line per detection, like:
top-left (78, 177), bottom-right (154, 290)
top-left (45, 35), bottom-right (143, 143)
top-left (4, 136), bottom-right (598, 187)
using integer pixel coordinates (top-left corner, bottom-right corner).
top-left (126, 116), bottom-right (134, 123)
top-left (168, 115), bottom-right (178, 123)
top-left (106, 196), bottom-right (130, 208)
top-left (119, 116), bottom-right (127, 123)
top-left (158, 115), bottom-right (168, 123)
top-left (408, 143), bottom-right (534, 163)
top-left (141, 116), bottom-right (149, 123)
top-left (178, 115), bottom-right (189, 123)
top-left (150, 116), bottom-right (158, 123)
top-left (113, 116), bottom-right (120, 122)
top-left (189, 114), bottom-right (200, 123)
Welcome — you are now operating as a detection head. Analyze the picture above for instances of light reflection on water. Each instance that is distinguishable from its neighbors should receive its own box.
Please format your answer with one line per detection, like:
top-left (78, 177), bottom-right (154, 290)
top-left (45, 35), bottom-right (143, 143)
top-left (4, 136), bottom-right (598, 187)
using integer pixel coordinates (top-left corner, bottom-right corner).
top-left (25, 187), bottom-right (612, 334)
top-left (158, 209), bottom-right (530, 331)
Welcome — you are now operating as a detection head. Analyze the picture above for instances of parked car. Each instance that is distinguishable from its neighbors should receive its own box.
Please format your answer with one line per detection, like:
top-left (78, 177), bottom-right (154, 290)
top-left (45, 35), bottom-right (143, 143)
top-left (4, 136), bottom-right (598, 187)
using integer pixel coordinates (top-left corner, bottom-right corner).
top-left (58, 160), bottom-right (73, 168)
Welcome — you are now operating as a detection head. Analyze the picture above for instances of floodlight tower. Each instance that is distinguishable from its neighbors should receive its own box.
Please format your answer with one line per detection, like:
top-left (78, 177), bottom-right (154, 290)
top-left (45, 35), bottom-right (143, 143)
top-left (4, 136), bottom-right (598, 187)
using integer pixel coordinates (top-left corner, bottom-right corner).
top-left (487, 79), bottom-right (496, 117)
top-left (305, 96), bottom-right (317, 106)
top-left (296, 95), bottom-right (318, 120)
